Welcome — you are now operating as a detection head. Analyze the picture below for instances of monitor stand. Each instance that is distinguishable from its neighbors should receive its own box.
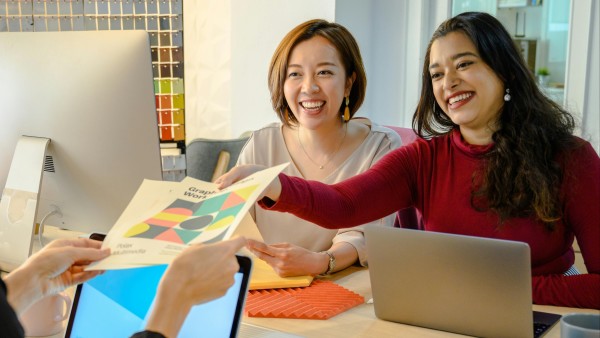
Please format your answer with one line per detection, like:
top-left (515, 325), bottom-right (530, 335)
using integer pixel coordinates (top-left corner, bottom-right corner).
top-left (0, 136), bottom-right (50, 272)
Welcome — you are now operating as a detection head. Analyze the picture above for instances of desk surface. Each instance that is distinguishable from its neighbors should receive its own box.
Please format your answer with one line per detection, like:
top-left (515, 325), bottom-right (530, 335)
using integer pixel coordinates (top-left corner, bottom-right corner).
top-left (244, 266), bottom-right (598, 338)
top-left (29, 227), bottom-right (600, 338)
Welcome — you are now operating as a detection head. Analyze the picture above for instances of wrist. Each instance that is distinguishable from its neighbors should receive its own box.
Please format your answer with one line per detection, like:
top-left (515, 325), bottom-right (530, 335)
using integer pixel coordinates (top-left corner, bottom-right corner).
top-left (318, 251), bottom-right (336, 276)
top-left (145, 288), bottom-right (193, 338)
top-left (4, 265), bottom-right (43, 314)
top-left (268, 175), bottom-right (283, 201)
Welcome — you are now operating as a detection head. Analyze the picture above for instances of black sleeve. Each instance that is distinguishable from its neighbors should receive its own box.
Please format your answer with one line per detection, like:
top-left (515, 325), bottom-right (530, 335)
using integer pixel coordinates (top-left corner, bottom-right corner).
top-left (0, 278), bottom-right (25, 338)
top-left (130, 330), bottom-right (167, 338)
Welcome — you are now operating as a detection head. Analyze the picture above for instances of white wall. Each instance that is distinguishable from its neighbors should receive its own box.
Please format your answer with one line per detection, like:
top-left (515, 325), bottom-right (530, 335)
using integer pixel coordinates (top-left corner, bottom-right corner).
top-left (184, 0), bottom-right (598, 153)
top-left (184, 0), bottom-right (334, 141)
top-left (336, 0), bottom-right (409, 127)
top-left (230, 0), bottom-right (335, 139)
top-left (333, 0), bottom-right (374, 121)
top-left (183, 0), bottom-right (232, 140)
top-left (582, 0), bottom-right (599, 152)
top-left (566, 0), bottom-right (599, 152)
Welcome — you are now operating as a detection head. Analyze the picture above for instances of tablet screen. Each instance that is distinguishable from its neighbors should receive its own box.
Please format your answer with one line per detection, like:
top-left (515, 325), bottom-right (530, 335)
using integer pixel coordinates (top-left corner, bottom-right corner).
top-left (65, 257), bottom-right (250, 338)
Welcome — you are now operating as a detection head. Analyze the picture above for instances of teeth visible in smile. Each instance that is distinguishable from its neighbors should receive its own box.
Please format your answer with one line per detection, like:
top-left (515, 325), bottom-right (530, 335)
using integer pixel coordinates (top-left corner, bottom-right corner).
top-left (301, 101), bottom-right (324, 109)
top-left (449, 93), bottom-right (472, 105)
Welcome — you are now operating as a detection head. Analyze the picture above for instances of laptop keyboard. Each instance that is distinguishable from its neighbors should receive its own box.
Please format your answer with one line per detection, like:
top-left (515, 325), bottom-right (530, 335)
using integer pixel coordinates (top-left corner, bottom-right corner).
top-left (533, 311), bottom-right (562, 338)
top-left (533, 322), bottom-right (550, 338)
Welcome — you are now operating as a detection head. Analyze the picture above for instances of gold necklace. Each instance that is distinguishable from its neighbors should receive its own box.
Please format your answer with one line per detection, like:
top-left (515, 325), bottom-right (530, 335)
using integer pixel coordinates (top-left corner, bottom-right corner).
top-left (297, 124), bottom-right (347, 169)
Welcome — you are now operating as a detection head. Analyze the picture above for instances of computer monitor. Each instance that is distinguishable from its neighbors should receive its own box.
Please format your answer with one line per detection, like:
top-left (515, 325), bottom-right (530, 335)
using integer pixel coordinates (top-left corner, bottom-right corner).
top-left (0, 31), bottom-right (163, 270)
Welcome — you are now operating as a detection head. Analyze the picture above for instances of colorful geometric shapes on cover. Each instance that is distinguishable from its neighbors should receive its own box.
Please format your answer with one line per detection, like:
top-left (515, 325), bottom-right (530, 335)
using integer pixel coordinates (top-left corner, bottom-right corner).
top-left (123, 185), bottom-right (258, 244)
top-left (179, 215), bottom-right (213, 230)
top-left (124, 223), bottom-right (167, 239)
top-left (244, 280), bottom-right (364, 320)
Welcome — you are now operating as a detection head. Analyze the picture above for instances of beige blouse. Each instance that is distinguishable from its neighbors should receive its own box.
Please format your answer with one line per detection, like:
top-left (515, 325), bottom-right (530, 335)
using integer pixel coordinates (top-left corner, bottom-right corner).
top-left (237, 119), bottom-right (402, 266)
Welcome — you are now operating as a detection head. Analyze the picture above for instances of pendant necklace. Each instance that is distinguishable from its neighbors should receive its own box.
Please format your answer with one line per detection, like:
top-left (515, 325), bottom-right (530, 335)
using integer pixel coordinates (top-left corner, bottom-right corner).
top-left (297, 124), bottom-right (347, 170)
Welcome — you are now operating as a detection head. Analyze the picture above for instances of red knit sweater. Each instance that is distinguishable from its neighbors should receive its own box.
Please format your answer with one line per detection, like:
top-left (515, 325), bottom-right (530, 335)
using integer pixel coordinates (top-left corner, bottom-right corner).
top-left (261, 129), bottom-right (600, 309)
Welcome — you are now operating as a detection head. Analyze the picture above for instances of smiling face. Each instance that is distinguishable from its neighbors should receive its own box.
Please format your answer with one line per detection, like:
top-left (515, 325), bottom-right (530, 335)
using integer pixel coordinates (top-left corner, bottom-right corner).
top-left (284, 36), bottom-right (354, 130)
top-left (429, 31), bottom-right (505, 143)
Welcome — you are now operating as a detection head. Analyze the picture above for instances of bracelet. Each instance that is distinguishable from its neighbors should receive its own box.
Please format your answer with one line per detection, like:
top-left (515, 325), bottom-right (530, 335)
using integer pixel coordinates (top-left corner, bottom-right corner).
top-left (319, 250), bottom-right (336, 275)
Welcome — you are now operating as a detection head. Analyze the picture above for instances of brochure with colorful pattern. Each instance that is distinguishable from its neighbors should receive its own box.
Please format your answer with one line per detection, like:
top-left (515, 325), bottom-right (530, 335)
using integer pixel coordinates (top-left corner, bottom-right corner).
top-left (89, 163), bottom-right (287, 270)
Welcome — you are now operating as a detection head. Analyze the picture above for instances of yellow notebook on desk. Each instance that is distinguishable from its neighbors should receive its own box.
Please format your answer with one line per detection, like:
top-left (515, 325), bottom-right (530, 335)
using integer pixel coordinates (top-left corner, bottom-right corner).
top-left (233, 214), bottom-right (313, 290)
top-left (248, 254), bottom-right (313, 290)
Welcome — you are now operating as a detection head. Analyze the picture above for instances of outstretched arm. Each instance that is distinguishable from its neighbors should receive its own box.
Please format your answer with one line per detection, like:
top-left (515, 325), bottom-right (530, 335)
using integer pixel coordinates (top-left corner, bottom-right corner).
top-left (220, 147), bottom-right (413, 231)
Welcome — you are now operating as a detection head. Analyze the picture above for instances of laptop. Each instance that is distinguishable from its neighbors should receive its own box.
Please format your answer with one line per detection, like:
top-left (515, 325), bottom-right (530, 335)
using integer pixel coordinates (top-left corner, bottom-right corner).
top-left (65, 255), bottom-right (252, 338)
top-left (364, 225), bottom-right (561, 338)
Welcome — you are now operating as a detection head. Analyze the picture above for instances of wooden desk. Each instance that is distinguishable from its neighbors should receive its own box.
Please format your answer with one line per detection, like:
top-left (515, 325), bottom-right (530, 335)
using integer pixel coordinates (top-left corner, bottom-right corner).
top-left (242, 266), bottom-right (599, 338)
top-left (20, 227), bottom-right (600, 338)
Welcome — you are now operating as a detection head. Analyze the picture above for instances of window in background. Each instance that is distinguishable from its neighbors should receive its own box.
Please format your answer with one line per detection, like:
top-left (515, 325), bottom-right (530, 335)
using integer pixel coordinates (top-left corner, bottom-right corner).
top-left (452, 0), bottom-right (497, 16)
top-left (451, 0), bottom-right (570, 107)
top-left (0, 0), bottom-right (186, 181)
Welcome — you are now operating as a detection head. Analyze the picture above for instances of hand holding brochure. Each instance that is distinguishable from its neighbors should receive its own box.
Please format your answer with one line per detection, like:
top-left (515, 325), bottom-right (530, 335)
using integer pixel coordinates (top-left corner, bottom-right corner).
top-left (233, 214), bottom-right (313, 289)
top-left (89, 163), bottom-right (288, 270)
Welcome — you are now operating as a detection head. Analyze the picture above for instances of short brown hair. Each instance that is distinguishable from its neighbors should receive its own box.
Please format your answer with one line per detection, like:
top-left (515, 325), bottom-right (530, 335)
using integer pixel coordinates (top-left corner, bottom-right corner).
top-left (268, 19), bottom-right (367, 127)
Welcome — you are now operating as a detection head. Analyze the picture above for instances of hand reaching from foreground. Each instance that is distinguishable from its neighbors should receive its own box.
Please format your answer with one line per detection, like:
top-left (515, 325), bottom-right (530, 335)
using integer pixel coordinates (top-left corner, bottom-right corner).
top-left (5, 238), bottom-right (110, 315)
top-left (144, 237), bottom-right (247, 338)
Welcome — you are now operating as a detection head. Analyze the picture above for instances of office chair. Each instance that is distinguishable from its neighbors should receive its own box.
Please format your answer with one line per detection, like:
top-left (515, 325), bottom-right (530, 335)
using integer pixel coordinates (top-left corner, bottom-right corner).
top-left (186, 135), bottom-right (250, 182)
top-left (384, 126), bottom-right (424, 230)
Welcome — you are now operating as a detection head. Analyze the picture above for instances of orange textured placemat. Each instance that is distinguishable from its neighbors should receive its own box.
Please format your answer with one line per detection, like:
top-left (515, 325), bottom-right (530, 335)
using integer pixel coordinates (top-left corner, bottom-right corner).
top-left (244, 280), bottom-right (364, 320)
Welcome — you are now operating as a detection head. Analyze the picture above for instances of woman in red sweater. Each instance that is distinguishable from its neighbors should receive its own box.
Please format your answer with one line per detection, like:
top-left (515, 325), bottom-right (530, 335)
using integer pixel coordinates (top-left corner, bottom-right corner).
top-left (218, 12), bottom-right (600, 309)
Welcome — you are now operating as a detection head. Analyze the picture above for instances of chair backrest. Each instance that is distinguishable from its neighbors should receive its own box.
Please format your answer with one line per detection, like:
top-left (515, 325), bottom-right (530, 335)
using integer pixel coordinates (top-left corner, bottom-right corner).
top-left (384, 126), bottom-right (423, 230)
top-left (186, 137), bottom-right (250, 182)
top-left (384, 125), bottom-right (418, 145)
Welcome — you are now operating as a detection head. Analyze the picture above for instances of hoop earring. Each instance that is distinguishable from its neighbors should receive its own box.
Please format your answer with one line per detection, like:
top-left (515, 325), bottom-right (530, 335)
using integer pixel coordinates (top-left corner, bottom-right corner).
top-left (504, 88), bottom-right (511, 102)
top-left (343, 96), bottom-right (350, 122)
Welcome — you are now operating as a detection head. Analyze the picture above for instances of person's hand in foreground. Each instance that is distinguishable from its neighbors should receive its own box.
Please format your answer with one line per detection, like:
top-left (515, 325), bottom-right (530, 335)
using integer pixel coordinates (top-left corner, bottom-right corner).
top-left (144, 237), bottom-right (247, 338)
top-left (215, 165), bottom-right (282, 202)
top-left (247, 239), bottom-right (329, 277)
top-left (4, 238), bottom-right (110, 315)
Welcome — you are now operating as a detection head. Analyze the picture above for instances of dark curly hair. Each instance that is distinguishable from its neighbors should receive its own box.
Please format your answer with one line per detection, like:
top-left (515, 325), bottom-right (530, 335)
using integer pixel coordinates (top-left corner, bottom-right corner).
top-left (268, 19), bottom-right (367, 127)
top-left (413, 12), bottom-right (578, 230)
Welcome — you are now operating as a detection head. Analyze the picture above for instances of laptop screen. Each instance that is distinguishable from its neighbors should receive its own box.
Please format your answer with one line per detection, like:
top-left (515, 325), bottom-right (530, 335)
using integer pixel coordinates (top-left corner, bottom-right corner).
top-left (65, 256), bottom-right (251, 338)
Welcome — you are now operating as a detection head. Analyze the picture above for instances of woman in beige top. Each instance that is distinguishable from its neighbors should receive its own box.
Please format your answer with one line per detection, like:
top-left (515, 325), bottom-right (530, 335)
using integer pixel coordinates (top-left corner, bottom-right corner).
top-left (238, 19), bottom-right (401, 277)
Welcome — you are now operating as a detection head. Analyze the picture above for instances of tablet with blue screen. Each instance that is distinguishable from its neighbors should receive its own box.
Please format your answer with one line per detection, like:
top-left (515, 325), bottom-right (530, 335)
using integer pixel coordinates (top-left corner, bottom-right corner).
top-left (65, 255), bottom-right (252, 338)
